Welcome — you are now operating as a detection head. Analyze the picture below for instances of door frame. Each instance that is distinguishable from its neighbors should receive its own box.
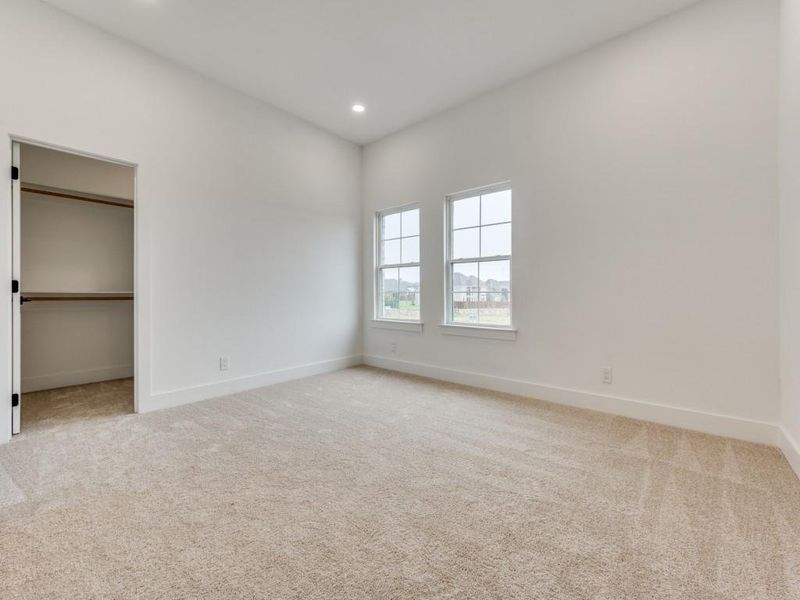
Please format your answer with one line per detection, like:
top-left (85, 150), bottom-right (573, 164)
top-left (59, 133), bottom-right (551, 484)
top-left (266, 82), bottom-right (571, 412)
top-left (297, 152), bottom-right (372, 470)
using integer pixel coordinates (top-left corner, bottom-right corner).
top-left (11, 142), bottom-right (20, 434)
top-left (8, 135), bottom-right (141, 435)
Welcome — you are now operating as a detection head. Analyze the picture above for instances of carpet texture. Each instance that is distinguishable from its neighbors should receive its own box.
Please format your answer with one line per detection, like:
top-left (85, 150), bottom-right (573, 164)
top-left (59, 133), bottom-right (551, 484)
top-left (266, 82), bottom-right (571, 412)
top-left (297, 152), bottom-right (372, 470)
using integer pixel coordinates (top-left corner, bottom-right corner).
top-left (1, 367), bottom-right (799, 599)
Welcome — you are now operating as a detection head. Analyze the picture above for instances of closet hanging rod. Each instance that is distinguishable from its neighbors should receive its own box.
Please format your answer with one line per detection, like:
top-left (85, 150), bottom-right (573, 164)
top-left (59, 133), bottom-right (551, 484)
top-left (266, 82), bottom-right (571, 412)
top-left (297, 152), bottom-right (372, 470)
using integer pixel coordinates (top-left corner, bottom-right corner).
top-left (21, 294), bottom-right (134, 303)
top-left (21, 185), bottom-right (134, 209)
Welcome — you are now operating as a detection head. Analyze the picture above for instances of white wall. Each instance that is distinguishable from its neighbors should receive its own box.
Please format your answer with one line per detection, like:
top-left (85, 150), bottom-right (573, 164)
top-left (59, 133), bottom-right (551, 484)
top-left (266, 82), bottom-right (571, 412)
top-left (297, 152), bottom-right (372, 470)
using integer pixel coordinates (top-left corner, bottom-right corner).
top-left (780, 0), bottom-right (800, 474)
top-left (20, 144), bottom-right (134, 392)
top-left (363, 0), bottom-right (781, 442)
top-left (0, 0), bottom-right (362, 443)
top-left (1, 0), bottom-right (784, 449)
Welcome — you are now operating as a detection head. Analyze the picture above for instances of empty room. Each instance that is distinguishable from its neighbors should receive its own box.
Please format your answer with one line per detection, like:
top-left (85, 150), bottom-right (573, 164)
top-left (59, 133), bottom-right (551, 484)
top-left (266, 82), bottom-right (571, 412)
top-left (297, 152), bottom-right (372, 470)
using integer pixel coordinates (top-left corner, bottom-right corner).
top-left (1, 0), bottom-right (799, 598)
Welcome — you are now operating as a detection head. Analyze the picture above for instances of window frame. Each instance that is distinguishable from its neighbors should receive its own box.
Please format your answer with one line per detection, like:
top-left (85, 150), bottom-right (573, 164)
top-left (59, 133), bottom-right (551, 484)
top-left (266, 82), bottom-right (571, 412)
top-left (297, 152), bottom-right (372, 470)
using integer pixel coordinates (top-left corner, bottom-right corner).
top-left (445, 182), bottom-right (513, 330)
top-left (374, 203), bottom-right (422, 323)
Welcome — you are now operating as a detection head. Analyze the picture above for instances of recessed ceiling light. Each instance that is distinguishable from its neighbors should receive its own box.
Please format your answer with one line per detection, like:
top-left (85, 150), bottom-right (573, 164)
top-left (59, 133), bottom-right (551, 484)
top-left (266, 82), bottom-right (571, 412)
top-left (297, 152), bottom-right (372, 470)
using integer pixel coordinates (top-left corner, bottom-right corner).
top-left (352, 104), bottom-right (366, 114)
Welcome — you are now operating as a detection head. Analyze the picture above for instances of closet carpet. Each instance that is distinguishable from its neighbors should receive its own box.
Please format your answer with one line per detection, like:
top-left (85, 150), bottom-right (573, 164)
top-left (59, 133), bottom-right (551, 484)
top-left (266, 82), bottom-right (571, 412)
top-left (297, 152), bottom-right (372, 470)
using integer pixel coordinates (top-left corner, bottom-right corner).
top-left (1, 367), bottom-right (799, 599)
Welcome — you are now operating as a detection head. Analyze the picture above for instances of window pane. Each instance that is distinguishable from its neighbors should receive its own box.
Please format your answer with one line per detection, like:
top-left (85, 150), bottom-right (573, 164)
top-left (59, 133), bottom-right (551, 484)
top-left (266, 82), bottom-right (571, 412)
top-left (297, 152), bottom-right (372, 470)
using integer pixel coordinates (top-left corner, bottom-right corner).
top-left (452, 262), bottom-right (478, 292)
top-left (401, 236), bottom-right (419, 264)
top-left (380, 268), bottom-right (400, 318)
top-left (383, 212), bottom-right (401, 239)
top-left (479, 260), bottom-right (510, 292)
top-left (481, 189), bottom-right (511, 225)
top-left (478, 261), bottom-right (511, 326)
top-left (447, 186), bottom-right (512, 327)
top-left (477, 292), bottom-right (511, 326)
top-left (397, 266), bottom-right (421, 320)
top-left (480, 223), bottom-right (511, 257)
top-left (452, 292), bottom-right (478, 324)
top-left (382, 239), bottom-right (401, 265)
top-left (452, 196), bottom-right (479, 229)
top-left (452, 227), bottom-right (479, 259)
top-left (402, 208), bottom-right (419, 237)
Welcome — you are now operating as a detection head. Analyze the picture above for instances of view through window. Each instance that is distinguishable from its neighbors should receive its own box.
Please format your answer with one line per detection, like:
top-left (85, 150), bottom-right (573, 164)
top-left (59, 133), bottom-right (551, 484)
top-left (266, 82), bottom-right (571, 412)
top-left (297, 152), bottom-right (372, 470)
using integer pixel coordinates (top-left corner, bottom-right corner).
top-left (447, 185), bottom-right (512, 327)
top-left (376, 206), bottom-right (421, 321)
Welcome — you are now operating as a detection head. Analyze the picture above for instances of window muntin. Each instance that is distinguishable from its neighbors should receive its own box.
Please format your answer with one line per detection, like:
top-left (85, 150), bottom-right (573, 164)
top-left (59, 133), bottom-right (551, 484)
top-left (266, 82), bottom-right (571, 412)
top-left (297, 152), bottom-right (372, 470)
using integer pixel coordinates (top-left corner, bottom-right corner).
top-left (376, 206), bottom-right (421, 321)
top-left (447, 186), bottom-right (511, 327)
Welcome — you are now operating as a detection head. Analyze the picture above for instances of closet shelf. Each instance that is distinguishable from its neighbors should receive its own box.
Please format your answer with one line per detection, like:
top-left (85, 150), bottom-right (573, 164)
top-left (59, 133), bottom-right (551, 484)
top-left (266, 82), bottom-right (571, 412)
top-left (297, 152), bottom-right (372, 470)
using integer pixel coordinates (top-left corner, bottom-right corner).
top-left (21, 292), bottom-right (134, 302)
top-left (21, 184), bottom-right (134, 209)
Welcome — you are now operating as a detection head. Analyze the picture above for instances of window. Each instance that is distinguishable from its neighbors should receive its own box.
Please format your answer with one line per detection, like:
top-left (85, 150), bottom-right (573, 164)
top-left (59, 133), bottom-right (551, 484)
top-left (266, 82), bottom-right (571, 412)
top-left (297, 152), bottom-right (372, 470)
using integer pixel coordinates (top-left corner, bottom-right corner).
top-left (446, 184), bottom-right (512, 328)
top-left (376, 206), bottom-right (421, 321)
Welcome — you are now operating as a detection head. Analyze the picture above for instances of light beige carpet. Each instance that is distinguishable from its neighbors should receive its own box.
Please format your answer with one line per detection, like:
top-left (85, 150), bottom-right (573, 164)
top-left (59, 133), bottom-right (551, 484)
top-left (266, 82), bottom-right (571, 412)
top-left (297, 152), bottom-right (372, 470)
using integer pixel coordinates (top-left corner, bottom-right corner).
top-left (1, 367), bottom-right (799, 599)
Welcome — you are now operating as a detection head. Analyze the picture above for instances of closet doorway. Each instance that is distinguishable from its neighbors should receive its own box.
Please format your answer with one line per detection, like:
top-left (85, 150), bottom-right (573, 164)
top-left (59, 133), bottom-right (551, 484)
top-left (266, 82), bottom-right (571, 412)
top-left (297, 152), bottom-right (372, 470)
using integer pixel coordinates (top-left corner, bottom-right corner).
top-left (10, 141), bottom-right (135, 435)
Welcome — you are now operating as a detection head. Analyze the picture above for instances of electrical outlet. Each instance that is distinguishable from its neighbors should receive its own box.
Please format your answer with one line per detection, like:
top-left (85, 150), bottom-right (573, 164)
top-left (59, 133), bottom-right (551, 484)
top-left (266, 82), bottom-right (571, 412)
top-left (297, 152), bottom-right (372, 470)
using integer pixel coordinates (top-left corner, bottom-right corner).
top-left (602, 367), bottom-right (613, 385)
top-left (390, 341), bottom-right (397, 354)
top-left (219, 356), bottom-right (229, 371)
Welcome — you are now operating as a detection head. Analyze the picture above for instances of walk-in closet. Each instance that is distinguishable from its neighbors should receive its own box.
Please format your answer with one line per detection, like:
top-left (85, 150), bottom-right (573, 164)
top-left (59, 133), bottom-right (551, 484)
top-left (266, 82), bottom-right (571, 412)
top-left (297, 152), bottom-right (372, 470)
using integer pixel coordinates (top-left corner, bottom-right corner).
top-left (11, 142), bottom-right (135, 434)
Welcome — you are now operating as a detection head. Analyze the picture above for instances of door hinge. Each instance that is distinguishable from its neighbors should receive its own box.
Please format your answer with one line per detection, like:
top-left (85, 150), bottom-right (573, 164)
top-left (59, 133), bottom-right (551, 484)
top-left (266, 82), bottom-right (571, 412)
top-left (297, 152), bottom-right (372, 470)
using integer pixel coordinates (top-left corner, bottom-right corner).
top-left (11, 166), bottom-right (19, 181)
top-left (11, 394), bottom-right (19, 407)
top-left (11, 280), bottom-right (19, 294)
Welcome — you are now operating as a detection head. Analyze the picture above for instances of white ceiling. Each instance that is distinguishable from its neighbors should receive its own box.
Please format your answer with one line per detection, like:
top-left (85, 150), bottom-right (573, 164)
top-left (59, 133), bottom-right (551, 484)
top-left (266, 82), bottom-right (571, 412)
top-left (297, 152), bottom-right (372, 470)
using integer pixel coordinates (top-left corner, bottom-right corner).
top-left (42, 0), bottom-right (704, 144)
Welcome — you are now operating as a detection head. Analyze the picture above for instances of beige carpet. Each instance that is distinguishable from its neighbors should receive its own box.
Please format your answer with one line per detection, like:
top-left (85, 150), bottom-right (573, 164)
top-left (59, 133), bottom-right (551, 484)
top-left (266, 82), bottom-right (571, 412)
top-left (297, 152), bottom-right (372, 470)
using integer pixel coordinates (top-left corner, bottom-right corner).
top-left (1, 367), bottom-right (799, 599)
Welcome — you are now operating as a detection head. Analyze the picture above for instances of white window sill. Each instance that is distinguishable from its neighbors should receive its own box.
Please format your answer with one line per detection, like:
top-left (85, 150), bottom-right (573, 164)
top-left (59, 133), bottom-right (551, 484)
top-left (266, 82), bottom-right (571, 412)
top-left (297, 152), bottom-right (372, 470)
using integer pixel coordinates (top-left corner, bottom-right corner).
top-left (439, 323), bottom-right (517, 341)
top-left (371, 319), bottom-right (424, 333)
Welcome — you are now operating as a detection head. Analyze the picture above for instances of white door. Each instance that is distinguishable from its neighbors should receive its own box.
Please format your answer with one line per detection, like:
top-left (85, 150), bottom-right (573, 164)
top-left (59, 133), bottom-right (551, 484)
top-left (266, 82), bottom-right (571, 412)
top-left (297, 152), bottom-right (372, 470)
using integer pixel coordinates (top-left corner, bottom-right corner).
top-left (11, 141), bottom-right (21, 434)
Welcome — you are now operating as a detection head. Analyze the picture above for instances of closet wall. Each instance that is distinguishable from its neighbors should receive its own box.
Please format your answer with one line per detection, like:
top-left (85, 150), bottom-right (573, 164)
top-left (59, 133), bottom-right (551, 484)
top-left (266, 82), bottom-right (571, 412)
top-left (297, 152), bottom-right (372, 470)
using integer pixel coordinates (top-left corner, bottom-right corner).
top-left (20, 144), bottom-right (134, 392)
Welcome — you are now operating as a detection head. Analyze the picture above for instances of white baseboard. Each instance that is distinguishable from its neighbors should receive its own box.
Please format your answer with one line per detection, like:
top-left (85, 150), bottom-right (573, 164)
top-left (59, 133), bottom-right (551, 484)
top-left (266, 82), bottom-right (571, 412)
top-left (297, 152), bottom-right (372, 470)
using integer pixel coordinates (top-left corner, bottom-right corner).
top-left (22, 364), bottom-right (133, 393)
top-left (364, 354), bottom-right (779, 446)
top-left (13, 353), bottom-right (799, 479)
top-left (779, 426), bottom-right (800, 480)
top-left (141, 354), bottom-right (363, 413)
